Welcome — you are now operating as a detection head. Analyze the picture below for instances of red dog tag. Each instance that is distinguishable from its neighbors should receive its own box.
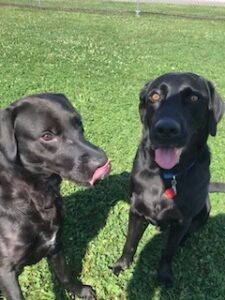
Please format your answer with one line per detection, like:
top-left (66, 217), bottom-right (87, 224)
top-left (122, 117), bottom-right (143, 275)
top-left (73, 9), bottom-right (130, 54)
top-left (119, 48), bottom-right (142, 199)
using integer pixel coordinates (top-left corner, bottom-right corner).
top-left (163, 188), bottom-right (176, 200)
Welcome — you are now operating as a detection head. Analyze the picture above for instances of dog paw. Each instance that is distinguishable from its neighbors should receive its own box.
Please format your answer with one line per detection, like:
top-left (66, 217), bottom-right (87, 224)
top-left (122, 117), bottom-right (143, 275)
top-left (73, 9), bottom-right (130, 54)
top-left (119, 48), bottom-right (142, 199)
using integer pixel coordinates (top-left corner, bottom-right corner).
top-left (68, 293), bottom-right (76, 300)
top-left (67, 285), bottom-right (96, 300)
top-left (80, 285), bottom-right (97, 300)
top-left (157, 262), bottom-right (174, 288)
top-left (112, 256), bottom-right (131, 276)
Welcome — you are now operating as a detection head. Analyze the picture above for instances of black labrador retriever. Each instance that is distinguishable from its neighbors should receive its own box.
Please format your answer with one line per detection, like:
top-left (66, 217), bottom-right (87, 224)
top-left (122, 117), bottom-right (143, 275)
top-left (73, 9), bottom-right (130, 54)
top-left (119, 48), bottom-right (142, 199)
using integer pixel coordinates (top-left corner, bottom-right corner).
top-left (113, 72), bottom-right (224, 287)
top-left (0, 93), bottom-right (111, 300)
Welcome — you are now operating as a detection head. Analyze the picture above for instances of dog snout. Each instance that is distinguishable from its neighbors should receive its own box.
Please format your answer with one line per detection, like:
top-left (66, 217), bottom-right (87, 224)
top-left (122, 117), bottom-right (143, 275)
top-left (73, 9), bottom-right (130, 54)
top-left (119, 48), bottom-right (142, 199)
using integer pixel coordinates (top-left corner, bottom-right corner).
top-left (154, 118), bottom-right (181, 139)
top-left (81, 141), bottom-right (109, 171)
top-left (87, 148), bottom-right (111, 186)
top-left (89, 150), bottom-right (108, 170)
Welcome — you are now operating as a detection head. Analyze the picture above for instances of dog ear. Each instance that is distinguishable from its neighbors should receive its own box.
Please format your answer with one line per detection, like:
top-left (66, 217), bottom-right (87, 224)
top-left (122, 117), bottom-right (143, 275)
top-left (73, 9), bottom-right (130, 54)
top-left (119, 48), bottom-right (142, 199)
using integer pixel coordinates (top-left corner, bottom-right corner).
top-left (139, 81), bottom-right (152, 124)
top-left (206, 80), bottom-right (224, 136)
top-left (0, 108), bottom-right (17, 162)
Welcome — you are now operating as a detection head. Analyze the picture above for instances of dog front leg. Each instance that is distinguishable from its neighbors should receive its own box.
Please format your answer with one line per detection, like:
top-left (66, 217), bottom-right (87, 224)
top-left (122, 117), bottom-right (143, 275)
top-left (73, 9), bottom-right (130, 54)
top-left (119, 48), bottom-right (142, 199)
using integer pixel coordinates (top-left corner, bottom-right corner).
top-left (48, 251), bottom-right (96, 300)
top-left (157, 221), bottom-right (190, 287)
top-left (0, 269), bottom-right (24, 300)
top-left (113, 209), bottom-right (148, 275)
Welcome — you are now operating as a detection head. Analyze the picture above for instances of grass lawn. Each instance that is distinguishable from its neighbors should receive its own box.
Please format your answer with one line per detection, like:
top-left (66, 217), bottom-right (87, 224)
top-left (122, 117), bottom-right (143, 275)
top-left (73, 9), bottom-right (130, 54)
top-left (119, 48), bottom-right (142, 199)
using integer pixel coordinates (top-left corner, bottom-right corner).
top-left (1, 1), bottom-right (225, 299)
top-left (2, 0), bottom-right (225, 18)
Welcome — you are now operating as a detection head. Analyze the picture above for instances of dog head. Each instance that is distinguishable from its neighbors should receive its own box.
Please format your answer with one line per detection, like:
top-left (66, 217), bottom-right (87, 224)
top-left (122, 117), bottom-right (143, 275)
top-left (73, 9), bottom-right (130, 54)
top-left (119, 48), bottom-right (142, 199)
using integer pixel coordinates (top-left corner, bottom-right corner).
top-left (0, 93), bottom-right (111, 186)
top-left (139, 72), bottom-right (224, 169)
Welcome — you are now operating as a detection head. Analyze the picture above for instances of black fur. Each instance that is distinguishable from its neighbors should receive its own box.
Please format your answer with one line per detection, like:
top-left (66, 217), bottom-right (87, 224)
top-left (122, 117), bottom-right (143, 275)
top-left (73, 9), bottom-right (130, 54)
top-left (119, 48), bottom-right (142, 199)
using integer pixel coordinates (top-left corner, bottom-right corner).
top-left (113, 72), bottom-right (224, 287)
top-left (0, 93), bottom-right (109, 300)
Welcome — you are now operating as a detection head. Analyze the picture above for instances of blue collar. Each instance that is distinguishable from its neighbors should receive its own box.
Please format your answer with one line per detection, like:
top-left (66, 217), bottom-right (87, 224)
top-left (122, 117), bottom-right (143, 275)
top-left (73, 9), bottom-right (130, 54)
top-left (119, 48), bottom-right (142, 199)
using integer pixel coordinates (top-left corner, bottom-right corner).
top-left (162, 160), bottom-right (197, 180)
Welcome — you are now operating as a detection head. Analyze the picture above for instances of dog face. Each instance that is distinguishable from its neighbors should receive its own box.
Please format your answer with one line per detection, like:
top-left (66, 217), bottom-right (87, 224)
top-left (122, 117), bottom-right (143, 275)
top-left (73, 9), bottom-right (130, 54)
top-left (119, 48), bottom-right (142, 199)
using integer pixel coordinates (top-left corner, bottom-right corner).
top-left (0, 93), bottom-right (110, 185)
top-left (139, 73), bottom-right (224, 169)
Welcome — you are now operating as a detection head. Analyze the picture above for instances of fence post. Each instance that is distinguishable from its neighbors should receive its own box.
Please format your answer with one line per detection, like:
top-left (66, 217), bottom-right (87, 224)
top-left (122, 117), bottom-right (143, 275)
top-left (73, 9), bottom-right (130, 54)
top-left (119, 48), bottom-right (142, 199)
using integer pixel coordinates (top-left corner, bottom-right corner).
top-left (135, 0), bottom-right (141, 16)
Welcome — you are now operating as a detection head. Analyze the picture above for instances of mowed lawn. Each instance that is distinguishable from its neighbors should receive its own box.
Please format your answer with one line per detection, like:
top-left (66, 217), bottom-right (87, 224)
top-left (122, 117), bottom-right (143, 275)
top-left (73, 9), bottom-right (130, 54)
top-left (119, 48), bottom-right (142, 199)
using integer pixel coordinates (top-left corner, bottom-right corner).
top-left (1, 2), bottom-right (225, 299)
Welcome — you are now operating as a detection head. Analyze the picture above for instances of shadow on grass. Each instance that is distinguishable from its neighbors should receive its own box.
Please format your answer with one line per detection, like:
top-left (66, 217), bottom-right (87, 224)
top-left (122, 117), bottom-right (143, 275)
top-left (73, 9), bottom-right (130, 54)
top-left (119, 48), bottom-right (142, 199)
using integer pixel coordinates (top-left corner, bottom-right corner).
top-left (127, 213), bottom-right (225, 300)
top-left (48, 172), bottom-right (225, 300)
top-left (50, 172), bottom-right (130, 299)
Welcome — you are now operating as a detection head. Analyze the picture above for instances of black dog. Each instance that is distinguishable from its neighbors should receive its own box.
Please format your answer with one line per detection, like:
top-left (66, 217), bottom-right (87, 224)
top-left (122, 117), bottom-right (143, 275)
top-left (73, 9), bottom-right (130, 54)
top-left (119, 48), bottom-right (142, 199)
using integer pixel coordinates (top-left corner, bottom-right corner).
top-left (0, 93), bottom-right (111, 300)
top-left (113, 72), bottom-right (224, 287)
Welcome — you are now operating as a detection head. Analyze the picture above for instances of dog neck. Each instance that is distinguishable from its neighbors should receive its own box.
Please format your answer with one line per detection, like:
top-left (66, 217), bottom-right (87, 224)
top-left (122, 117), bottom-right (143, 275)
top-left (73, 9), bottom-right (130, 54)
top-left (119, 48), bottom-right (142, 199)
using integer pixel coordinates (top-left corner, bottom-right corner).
top-left (161, 159), bottom-right (197, 181)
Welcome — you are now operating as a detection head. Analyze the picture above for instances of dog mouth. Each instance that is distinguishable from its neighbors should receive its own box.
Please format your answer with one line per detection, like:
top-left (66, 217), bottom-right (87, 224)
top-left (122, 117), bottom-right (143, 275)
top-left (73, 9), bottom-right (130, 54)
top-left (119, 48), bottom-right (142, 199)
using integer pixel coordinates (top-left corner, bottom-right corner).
top-left (154, 148), bottom-right (183, 169)
top-left (88, 160), bottom-right (111, 186)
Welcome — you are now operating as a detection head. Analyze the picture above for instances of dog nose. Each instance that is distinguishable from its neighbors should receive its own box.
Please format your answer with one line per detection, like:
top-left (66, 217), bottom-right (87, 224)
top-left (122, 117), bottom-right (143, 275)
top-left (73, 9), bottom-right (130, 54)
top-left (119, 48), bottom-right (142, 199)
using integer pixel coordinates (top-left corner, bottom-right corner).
top-left (90, 151), bottom-right (108, 170)
top-left (155, 118), bottom-right (181, 138)
top-left (88, 151), bottom-right (111, 186)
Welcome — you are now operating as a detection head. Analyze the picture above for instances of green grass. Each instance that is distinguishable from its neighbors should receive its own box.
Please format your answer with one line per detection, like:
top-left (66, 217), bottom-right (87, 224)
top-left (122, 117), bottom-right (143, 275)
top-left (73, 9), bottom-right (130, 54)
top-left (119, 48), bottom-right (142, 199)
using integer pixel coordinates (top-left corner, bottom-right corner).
top-left (1, 0), bottom-right (225, 19)
top-left (1, 2), bottom-right (225, 299)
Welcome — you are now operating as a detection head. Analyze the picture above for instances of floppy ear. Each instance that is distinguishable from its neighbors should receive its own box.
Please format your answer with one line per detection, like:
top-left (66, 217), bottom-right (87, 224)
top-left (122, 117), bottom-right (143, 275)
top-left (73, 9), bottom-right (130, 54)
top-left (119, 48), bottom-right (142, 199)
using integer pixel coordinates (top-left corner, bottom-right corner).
top-left (207, 80), bottom-right (224, 136)
top-left (0, 108), bottom-right (17, 162)
top-left (139, 81), bottom-right (151, 124)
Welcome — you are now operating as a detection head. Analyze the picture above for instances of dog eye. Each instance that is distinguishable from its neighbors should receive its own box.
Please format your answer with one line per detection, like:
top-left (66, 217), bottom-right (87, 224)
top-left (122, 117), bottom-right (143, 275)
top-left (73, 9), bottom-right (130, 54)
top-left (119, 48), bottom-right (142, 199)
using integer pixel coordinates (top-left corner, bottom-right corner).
top-left (149, 92), bottom-right (161, 103)
top-left (190, 95), bottom-right (199, 102)
top-left (41, 132), bottom-right (54, 142)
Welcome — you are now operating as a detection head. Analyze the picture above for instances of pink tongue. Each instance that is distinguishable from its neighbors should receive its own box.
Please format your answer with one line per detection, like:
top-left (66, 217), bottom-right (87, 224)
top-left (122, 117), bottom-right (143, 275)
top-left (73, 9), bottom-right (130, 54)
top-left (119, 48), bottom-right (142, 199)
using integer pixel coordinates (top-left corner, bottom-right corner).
top-left (155, 148), bottom-right (180, 169)
top-left (89, 160), bottom-right (111, 186)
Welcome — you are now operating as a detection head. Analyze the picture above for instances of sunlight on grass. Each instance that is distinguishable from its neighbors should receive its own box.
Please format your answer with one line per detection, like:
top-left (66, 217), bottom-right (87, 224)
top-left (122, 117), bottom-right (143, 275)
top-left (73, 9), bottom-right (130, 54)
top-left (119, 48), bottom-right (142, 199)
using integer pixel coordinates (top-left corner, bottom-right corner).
top-left (1, 2), bottom-right (225, 299)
